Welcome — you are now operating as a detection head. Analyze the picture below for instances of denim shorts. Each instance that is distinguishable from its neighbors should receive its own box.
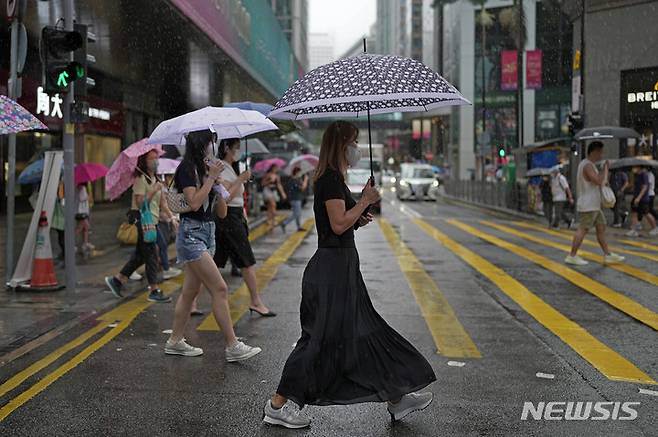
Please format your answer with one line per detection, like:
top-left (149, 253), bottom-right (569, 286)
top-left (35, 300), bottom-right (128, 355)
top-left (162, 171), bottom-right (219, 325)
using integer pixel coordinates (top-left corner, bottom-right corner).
top-left (176, 218), bottom-right (216, 264)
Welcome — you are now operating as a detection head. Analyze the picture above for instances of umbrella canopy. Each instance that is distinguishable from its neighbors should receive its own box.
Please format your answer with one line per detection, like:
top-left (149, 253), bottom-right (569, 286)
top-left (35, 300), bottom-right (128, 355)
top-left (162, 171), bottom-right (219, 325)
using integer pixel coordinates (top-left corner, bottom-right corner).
top-left (147, 106), bottom-right (277, 145)
top-left (603, 157), bottom-right (658, 169)
top-left (269, 54), bottom-right (470, 120)
top-left (285, 158), bottom-right (315, 176)
top-left (527, 167), bottom-right (553, 177)
top-left (75, 163), bottom-right (108, 185)
top-left (241, 138), bottom-right (270, 156)
top-left (224, 101), bottom-right (273, 115)
top-left (289, 154), bottom-right (319, 167)
top-left (0, 95), bottom-right (48, 134)
top-left (574, 126), bottom-right (640, 141)
top-left (253, 158), bottom-right (287, 174)
top-left (106, 139), bottom-right (164, 200)
top-left (157, 158), bottom-right (182, 175)
top-left (18, 159), bottom-right (45, 185)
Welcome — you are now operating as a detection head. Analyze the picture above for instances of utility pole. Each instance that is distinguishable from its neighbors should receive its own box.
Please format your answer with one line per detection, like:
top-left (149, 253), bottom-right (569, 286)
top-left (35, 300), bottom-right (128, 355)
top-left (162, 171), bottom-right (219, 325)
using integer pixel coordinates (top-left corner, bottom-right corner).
top-left (5, 0), bottom-right (22, 284)
top-left (63, 0), bottom-right (77, 292)
top-left (516, 0), bottom-right (524, 151)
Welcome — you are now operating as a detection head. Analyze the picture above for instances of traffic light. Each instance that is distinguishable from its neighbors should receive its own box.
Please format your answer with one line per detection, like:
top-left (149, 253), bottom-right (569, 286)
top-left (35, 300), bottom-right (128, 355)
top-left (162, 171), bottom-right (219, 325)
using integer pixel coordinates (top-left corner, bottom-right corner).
top-left (74, 24), bottom-right (96, 98)
top-left (40, 26), bottom-right (84, 94)
top-left (567, 113), bottom-right (584, 137)
top-left (498, 147), bottom-right (506, 158)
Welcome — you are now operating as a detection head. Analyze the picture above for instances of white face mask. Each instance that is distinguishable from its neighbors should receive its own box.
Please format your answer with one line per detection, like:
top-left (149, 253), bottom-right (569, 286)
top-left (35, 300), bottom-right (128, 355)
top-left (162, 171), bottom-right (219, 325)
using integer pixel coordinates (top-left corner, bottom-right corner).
top-left (346, 143), bottom-right (361, 167)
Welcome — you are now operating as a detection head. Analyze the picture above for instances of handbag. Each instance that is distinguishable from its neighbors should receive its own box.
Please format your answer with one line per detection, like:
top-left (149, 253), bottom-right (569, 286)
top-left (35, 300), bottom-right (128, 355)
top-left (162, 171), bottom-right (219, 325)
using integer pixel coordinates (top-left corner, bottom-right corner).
top-left (601, 185), bottom-right (616, 209)
top-left (140, 200), bottom-right (158, 243)
top-left (116, 222), bottom-right (138, 245)
top-left (164, 171), bottom-right (193, 214)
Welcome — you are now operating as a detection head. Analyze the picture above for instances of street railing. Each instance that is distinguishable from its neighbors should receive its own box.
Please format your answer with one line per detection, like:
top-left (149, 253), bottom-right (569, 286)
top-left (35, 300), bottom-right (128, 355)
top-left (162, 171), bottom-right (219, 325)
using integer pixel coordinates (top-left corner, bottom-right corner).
top-left (443, 180), bottom-right (528, 213)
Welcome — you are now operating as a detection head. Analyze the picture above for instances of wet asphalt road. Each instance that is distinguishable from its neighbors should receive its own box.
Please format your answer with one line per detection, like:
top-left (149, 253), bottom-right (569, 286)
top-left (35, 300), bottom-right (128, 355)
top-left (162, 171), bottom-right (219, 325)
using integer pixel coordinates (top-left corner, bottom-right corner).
top-left (0, 191), bottom-right (656, 436)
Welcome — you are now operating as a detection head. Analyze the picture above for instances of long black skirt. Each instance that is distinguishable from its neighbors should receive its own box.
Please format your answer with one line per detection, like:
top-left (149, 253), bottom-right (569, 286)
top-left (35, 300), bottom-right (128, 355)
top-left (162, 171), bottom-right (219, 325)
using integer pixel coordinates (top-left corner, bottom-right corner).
top-left (277, 247), bottom-right (437, 408)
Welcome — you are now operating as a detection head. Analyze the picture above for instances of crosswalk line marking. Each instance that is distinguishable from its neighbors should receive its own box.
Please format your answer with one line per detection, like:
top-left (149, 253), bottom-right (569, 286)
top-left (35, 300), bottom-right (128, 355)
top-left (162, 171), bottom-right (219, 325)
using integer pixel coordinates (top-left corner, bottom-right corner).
top-left (482, 220), bottom-right (658, 287)
top-left (448, 219), bottom-right (658, 332)
top-left (513, 221), bottom-right (658, 263)
top-left (0, 277), bottom-right (184, 422)
top-left (413, 218), bottom-right (655, 385)
top-left (379, 219), bottom-right (481, 358)
top-left (617, 239), bottom-right (658, 253)
top-left (197, 218), bottom-right (315, 331)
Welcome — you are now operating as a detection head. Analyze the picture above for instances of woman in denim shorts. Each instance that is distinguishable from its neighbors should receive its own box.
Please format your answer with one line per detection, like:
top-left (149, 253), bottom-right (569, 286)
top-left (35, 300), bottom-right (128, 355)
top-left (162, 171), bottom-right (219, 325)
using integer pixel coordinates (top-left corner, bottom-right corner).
top-left (164, 129), bottom-right (261, 363)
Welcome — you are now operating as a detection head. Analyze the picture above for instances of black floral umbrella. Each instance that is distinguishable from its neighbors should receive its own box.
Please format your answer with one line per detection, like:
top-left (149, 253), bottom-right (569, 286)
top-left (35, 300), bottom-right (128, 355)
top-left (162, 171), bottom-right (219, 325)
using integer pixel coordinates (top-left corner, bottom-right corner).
top-left (269, 47), bottom-right (470, 181)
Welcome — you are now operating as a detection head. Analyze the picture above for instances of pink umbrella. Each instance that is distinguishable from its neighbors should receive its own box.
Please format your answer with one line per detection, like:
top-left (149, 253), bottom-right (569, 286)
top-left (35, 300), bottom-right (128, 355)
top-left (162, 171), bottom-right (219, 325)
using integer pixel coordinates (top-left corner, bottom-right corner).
top-left (105, 138), bottom-right (164, 200)
top-left (157, 158), bottom-right (181, 175)
top-left (253, 158), bottom-right (287, 174)
top-left (75, 163), bottom-right (108, 185)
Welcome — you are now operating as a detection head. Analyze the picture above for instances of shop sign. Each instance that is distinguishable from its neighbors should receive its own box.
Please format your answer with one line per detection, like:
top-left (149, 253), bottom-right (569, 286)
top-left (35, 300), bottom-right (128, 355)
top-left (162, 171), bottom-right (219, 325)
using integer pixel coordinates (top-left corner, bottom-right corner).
top-left (626, 82), bottom-right (658, 109)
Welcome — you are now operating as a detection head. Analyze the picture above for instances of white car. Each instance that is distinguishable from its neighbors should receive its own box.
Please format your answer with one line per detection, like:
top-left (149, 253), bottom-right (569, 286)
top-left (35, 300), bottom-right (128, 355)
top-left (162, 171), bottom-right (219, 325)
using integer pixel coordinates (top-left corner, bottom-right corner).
top-left (396, 164), bottom-right (440, 201)
top-left (346, 168), bottom-right (382, 214)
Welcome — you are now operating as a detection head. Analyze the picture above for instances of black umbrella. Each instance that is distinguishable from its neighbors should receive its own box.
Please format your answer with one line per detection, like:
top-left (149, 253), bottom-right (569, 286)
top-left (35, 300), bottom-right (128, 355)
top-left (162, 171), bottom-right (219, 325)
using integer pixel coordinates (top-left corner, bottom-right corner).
top-left (574, 126), bottom-right (641, 141)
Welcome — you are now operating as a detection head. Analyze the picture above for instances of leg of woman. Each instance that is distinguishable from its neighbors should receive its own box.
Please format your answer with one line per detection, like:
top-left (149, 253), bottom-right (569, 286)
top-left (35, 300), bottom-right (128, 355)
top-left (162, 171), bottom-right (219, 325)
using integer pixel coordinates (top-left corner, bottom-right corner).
top-left (243, 265), bottom-right (270, 313)
top-left (82, 218), bottom-right (90, 246)
top-left (156, 223), bottom-right (170, 272)
top-left (292, 200), bottom-right (302, 229)
top-left (187, 253), bottom-right (238, 346)
top-left (169, 265), bottom-right (203, 344)
top-left (143, 241), bottom-right (161, 292)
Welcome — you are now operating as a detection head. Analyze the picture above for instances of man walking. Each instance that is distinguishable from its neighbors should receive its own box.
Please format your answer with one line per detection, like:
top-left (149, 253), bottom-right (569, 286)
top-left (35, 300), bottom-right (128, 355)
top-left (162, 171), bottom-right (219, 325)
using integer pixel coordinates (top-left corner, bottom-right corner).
top-left (565, 141), bottom-right (625, 266)
top-left (610, 169), bottom-right (630, 228)
top-left (550, 167), bottom-right (574, 229)
top-left (626, 166), bottom-right (658, 237)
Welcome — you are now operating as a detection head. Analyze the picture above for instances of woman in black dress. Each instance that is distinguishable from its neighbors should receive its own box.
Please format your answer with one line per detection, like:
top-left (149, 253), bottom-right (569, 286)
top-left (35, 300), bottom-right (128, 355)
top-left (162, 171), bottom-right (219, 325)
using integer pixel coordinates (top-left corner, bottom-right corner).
top-left (263, 121), bottom-right (436, 429)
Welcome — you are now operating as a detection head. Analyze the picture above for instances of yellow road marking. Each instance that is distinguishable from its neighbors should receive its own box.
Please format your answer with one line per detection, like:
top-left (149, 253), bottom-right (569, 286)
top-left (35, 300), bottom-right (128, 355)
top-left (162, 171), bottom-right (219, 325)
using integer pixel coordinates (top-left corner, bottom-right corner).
top-left (197, 218), bottom-right (315, 331)
top-left (617, 239), bottom-right (658, 253)
top-left (379, 219), bottom-right (481, 358)
top-left (0, 279), bottom-right (183, 421)
top-left (513, 221), bottom-right (658, 263)
top-left (413, 218), bottom-right (655, 384)
top-left (448, 219), bottom-right (658, 332)
top-left (482, 221), bottom-right (658, 287)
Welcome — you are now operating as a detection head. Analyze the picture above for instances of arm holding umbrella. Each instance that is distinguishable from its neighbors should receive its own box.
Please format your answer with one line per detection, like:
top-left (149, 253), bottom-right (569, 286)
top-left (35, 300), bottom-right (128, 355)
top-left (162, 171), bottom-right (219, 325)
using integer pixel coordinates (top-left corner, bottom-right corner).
top-left (326, 181), bottom-right (380, 235)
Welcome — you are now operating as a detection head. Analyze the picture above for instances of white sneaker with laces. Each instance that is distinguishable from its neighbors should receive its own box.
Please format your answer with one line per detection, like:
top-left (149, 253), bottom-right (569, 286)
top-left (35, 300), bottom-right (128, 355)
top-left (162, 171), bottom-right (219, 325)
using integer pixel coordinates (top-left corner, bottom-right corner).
top-left (564, 255), bottom-right (589, 266)
top-left (163, 267), bottom-right (182, 280)
top-left (225, 341), bottom-right (261, 362)
top-left (626, 230), bottom-right (640, 237)
top-left (387, 392), bottom-right (433, 421)
top-left (263, 400), bottom-right (310, 429)
top-left (164, 339), bottom-right (203, 356)
top-left (604, 253), bottom-right (625, 264)
top-left (649, 228), bottom-right (658, 236)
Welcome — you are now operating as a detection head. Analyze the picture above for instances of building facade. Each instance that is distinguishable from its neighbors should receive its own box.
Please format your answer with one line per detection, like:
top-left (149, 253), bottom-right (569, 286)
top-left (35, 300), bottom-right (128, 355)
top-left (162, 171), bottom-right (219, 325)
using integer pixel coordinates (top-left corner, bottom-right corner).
top-left (0, 0), bottom-right (299, 210)
top-left (308, 32), bottom-right (335, 70)
top-left (269, 0), bottom-right (309, 72)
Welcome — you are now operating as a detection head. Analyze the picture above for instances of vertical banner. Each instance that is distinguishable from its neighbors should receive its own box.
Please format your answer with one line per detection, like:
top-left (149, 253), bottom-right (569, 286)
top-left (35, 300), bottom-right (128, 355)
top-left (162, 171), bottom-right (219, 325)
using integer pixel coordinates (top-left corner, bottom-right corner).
top-left (412, 119), bottom-right (422, 140)
top-left (501, 50), bottom-right (518, 91)
top-left (526, 49), bottom-right (543, 89)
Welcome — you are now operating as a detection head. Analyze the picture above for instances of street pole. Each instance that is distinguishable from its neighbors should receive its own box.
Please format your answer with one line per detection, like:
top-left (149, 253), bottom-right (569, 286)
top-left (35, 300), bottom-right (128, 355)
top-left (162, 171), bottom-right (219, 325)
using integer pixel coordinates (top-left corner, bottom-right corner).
top-left (480, 7), bottom-right (487, 182)
top-left (5, 12), bottom-right (19, 284)
top-left (63, 0), bottom-right (77, 292)
top-left (517, 0), bottom-right (524, 151)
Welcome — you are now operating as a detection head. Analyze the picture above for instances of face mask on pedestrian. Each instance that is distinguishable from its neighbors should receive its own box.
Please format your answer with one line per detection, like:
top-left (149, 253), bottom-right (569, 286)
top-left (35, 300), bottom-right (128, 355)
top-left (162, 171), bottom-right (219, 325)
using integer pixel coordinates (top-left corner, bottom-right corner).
top-left (346, 142), bottom-right (361, 167)
top-left (148, 160), bottom-right (158, 173)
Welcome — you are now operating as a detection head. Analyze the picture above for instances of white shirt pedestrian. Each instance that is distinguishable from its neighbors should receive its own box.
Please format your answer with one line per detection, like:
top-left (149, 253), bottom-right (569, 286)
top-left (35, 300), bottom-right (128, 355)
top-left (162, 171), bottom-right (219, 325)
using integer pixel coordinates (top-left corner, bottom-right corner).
top-left (551, 173), bottom-right (569, 202)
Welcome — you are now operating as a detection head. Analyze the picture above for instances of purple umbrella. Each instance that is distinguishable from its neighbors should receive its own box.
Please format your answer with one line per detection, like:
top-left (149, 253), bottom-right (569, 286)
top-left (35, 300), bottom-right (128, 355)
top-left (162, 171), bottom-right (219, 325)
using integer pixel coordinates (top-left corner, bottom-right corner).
top-left (0, 95), bottom-right (47, 134)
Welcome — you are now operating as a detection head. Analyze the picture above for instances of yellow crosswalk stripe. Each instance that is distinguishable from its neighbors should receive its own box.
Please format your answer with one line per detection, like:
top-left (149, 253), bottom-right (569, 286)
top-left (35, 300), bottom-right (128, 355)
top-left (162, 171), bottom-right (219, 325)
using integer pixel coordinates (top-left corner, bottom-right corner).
top-left (513, 221), bottom-right (658, 263)
top-left (447, 219), bottom-right (658, 332)
top-left (197, 218), bottom-right (315, 331)
top-left (482, 220), bottom-right (658, 287)
top-left (617, 239), bottom-right (658, 253)
top-left (413, 218), bottom-right (655, 384)
top-left (379, 219), bottom-right (481, 358)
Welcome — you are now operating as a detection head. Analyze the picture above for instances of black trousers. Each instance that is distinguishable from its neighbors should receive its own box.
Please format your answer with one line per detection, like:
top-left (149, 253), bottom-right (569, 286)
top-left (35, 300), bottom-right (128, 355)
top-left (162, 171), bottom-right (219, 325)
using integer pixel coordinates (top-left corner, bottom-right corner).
top-left (120, 225), bottom-right (160, 285)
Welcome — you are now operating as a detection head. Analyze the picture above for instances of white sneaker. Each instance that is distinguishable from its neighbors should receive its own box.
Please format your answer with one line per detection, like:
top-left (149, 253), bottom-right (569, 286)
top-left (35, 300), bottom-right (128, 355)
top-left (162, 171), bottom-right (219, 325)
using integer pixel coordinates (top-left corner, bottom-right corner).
top-left (225, 340), bottom-right (261, 362)
top-left (163, 267), bottom-right (182, 280)
top-left (263, 400), bottom-right (310, 429)
top-left (129, 272), bottom-right (142, 281)
top-left (564, 255), bottom-right (589, 266)
top-left (387, 392), bottom-right (433, 421)
top-left (604, 253), bottom-right (625, 264)
top-left (164, 339), bottom-right (203, 357)
top-left (649, 228), bottom-right (658, 236)
top-left (626, 230), bottom-right (640, 237)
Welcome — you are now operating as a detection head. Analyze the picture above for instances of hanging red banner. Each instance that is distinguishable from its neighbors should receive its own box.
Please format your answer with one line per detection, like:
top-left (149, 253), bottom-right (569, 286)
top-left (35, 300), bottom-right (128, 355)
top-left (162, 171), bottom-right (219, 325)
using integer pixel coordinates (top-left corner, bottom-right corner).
top-left (526, 49), bottom-right (543, 89)
top-left (501, 50), bottom-right (518, 91)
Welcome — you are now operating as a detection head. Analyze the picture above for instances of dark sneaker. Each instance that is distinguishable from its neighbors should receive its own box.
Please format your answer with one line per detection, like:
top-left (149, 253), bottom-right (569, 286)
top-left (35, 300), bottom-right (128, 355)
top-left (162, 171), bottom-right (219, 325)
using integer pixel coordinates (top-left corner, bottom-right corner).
top-left (105, 276), bottom-right (123, 298)
top-left (148, 289), bottom-right (172, 303)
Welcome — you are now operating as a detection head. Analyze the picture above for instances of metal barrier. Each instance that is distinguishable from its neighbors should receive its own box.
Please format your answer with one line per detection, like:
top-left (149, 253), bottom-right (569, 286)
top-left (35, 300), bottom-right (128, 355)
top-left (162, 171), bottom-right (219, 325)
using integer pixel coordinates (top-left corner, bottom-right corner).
top-left (443, 180), bottom-right (527, 213)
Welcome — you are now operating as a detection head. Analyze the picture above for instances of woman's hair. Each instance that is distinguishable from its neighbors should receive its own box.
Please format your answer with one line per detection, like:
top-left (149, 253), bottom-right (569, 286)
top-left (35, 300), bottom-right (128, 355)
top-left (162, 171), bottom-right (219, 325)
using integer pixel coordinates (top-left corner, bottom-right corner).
top-left (267, 164), bottom-right (279, 174)
top-left (314, 120), bottom-right (359, 183)
top-left (181, 129), bottom-right (214, 182)
top-left (292, 167), bottom-right (301, 176)
top-left (134, 150), bottom-right (156, 181)
top-left (218, 138), bottom-right (240, 160)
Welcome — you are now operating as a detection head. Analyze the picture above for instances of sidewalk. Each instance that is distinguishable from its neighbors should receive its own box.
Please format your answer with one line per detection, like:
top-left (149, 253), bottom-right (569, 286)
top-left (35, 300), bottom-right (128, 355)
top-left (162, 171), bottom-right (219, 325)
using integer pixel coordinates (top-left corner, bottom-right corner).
top-left (0, 206), bottom-right (269, 361)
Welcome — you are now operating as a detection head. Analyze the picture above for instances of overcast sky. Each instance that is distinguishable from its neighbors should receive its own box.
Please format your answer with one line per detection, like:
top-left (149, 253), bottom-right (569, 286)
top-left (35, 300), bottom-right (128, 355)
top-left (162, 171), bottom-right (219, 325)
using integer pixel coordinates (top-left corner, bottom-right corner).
top-left (309, 0), bottom-right (376, 56)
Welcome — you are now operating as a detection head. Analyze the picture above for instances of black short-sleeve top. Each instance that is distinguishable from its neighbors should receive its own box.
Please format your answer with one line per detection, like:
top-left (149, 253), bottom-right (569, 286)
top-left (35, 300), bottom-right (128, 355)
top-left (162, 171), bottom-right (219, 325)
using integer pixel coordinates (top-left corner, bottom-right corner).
top-left (174, 161), bottom-right (216, 222)
top-left (313, 168), bottom-right (356, 248)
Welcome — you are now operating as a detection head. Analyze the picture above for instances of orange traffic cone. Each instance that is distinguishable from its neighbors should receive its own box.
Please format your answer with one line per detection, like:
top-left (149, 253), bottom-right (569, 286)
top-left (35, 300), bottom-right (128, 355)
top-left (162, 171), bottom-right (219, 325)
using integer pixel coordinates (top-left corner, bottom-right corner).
top-left (30, 211), bottom-right (59, 289)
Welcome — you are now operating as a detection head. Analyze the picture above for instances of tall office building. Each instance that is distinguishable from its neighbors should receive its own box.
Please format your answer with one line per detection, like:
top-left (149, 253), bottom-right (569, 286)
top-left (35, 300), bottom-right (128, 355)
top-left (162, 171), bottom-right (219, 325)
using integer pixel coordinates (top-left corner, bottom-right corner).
top-left (308, 33), bottom-right (335, 70)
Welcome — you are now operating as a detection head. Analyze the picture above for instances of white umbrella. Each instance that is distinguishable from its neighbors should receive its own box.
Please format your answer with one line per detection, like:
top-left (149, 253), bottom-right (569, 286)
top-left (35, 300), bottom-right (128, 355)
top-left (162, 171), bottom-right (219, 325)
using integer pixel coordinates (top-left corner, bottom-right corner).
top-left (285, 159), bottom-right (315, 176)
top-left (241, 138), bottom-right (270, 156)
top-left (147, 106), bottom-right (277, 145)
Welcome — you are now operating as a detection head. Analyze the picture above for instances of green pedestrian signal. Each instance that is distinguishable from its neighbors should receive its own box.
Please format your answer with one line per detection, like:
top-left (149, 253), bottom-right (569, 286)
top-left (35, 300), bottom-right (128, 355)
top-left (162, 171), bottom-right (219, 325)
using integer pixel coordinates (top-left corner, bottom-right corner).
top-left (40, 26), bottom-right (84, 94)
top-left (498, 148), bottom-right (506, 158)
top-left (57, 71), bottom-right (69, 87)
